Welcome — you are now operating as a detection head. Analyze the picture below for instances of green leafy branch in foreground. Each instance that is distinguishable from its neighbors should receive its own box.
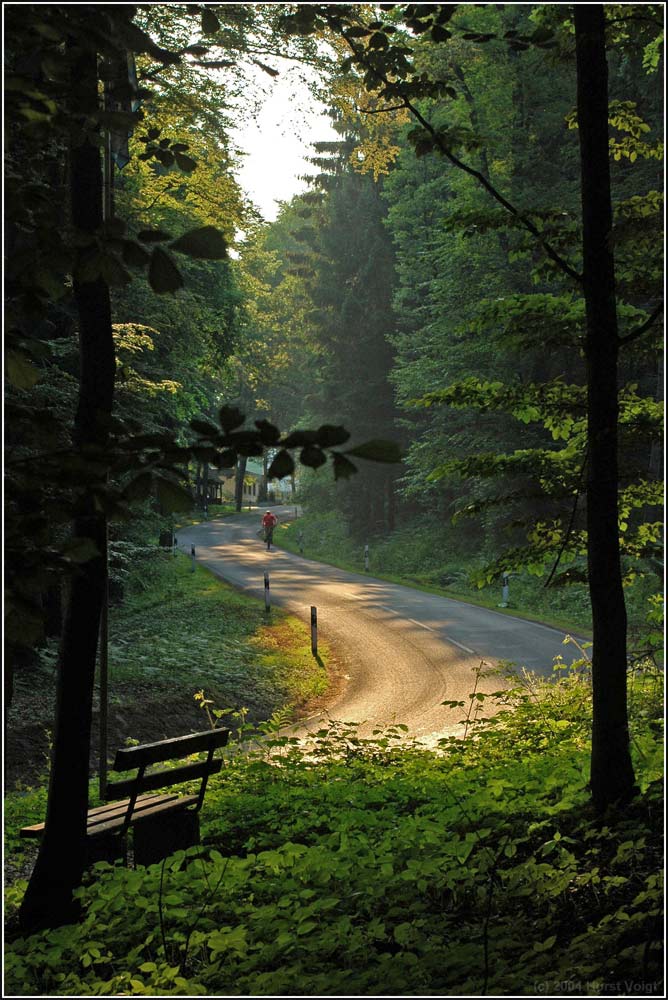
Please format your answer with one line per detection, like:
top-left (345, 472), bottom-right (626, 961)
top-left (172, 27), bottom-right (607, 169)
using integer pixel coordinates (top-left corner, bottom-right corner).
top-left (5, 660), bottom-right (663, 996)
top-left (188, 405), bottom-right (402, 485)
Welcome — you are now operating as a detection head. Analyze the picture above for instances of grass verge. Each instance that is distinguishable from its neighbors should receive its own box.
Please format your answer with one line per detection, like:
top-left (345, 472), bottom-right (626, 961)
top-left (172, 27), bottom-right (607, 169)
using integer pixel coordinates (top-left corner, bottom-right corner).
top-left (5, 552), bottom-right (331, 792)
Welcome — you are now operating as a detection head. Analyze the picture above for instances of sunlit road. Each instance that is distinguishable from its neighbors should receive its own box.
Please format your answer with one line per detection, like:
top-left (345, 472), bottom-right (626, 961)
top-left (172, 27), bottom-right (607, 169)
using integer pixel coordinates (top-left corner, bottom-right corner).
top-left (177, 508), bottom-right (585, 741)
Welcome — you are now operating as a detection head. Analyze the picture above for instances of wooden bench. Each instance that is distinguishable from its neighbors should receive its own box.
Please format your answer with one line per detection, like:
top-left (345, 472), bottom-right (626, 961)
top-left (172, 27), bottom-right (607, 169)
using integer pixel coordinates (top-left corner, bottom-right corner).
top-left (21, 728), bottom-right (229, 867)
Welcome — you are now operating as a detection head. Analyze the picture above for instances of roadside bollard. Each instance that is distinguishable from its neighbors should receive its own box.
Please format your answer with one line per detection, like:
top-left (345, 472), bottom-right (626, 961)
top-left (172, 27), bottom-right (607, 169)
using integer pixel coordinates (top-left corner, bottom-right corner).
top-left (298, 530), bottom-right (304, 555)
top-left (364, 543), bottom-right (369, 572)
top-left (499, 571), bottom-right (510, 608)
top-left (311, 606), bottom-right (318, 657)
top-left (190, 544), bottom-right (196, 573)
top-left (172, 533), bottom-right (177, 558)
top-left (264, 572), bottom-right (270, 613)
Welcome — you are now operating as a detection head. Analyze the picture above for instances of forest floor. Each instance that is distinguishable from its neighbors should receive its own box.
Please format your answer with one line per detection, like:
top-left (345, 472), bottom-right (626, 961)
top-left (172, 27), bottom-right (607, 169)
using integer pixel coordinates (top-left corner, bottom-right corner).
top-left (4, 552), bottom-right (338, 792)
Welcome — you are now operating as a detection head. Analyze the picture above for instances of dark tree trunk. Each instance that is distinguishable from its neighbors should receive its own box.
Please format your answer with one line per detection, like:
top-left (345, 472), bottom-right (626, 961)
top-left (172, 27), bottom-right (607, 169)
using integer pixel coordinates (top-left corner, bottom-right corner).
top-left (386, 473), bottom-right (396, 533)
top-left (194, 461), bottom-right (202, 506)
top-left (42, 583), bottom-right (63, 638)
top-left (258, 452), bottom-right (268, 503)
top-left (202, 461), bottom-right (209, 506)
top-left (574, 5), bottom-right (636, 810)
top-left (19, 40), bottom-right (115, 932)
top-left (235, 456), bottom-right (247, 512)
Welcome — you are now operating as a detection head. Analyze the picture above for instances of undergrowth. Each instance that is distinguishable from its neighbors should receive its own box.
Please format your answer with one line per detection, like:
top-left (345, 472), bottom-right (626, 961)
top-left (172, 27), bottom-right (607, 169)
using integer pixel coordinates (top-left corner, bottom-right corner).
top-left (4, 661), bottom-right (663, 997)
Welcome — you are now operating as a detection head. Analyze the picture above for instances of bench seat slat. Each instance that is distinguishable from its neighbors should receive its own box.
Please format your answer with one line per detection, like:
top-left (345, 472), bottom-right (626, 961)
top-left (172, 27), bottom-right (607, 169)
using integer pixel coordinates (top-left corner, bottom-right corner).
top-left (89, 794), bottom-right (198, 838)
top-left (19, 793), bottom-right (196, 839)
top-left (86, 793), bottom-right (181, 827)
top-left (113, 729), bottom-right (229, 770)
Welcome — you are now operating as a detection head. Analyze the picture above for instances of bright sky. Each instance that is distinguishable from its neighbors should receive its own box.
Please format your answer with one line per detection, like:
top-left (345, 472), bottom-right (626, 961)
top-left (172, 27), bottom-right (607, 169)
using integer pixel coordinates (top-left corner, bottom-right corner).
top-left (231, 67), bottom-right (338, 221)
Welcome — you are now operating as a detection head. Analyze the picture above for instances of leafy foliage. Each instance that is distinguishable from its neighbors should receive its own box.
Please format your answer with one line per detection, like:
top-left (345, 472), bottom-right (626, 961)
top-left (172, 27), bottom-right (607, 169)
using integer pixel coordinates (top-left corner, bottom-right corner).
top-left (5, 663), bottom-right (663, 996)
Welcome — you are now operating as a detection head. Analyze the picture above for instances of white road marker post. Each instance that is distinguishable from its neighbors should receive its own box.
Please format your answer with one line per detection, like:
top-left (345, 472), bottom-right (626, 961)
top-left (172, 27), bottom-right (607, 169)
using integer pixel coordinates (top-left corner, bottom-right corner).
top-left (190, 544), bottom-right (196, 573)
top-left (311, 606), bottom-right (318, 657)
top-left (264, 572), bottom-right (270, 613)
top-left (364, 543), bottom-right (370, 573)
top-left (499, 571), bottom-right (510, 608)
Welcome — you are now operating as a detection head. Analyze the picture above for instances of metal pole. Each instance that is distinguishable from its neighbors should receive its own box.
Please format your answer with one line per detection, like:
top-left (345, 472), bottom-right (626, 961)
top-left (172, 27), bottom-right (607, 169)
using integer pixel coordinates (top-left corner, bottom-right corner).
top-left (264, 572), bottom-right (270, 613)
top-left (311, 606), bottom-right (318, 657)
top-left (364, 544), bottom-right (370, 572)
top-left (99, 135), bottom-right (113, 801)
top-left (191, 544), bottom-right (196, 572)
top-left (98, 525), bottom-right (109, 800)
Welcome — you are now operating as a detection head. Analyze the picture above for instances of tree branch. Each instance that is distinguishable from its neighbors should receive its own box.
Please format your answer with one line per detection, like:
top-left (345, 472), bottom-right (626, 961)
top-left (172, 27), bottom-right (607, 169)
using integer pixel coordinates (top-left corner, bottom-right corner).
top-left (544, 446), bottom-right (588, 589)
top-left (618, 303), bottom-right (663, 346)
top-left (333, 21), bottom-right (583, 284)
top-left (356, 102), bottom-right (407, 115)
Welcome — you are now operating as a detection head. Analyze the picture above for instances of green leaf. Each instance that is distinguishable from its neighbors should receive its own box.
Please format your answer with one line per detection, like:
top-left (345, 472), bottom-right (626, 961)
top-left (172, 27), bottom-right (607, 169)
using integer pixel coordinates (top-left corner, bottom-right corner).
top-left (431, 25), bottom-right (451, 42)
top-left (255, 419), bottom-right (281, 445)
top-left (281, 429), bottom-right (318, 448)
top-left (268, 450), bottom-right (295, 480)
top-left (170, 226), bottom-right (227, 260)
top-left (368, 32), bottom-right (389, 49)
top-left (316, 424), bottom-right (350, 447)
top-left (121, 240), bottom-right (150, 268)
top-left (219, 406), bottom-right (245, 432)
top-left (137, 228), bottom-right (171, 243)
top-left (190, 419), bottom-right (220, 438)
top-left (174, 152), bottom-right (198, 173)
top-left (332, 453), bottom-right (358, 480)
top-left (344, 440), bottom-right (402, 463)
top-left (98, 253), bottom-right (132, 287)
top-left (148, 248), bottom-right (183, 294)
top-left (201, 9), bottom-right (220, 35)
top-left (533, 934), bottom-right (557, 952)
top-left (300, 445), bottom-right (327, 469)
top-left (6, 350), bottom-right (40, 389)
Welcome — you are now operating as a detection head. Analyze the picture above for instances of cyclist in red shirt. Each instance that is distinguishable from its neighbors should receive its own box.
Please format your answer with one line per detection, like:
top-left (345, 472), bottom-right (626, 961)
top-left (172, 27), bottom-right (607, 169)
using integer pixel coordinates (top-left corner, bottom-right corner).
top-left (261, 510), bottom-right (278, 551)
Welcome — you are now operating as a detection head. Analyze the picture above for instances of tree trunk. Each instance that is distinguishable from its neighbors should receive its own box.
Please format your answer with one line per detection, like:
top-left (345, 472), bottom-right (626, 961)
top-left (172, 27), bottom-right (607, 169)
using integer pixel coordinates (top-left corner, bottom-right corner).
top-left (386, 473), bottom-right (396, 533)
top-left (194, 461), bottom-right (202, 506)
top-left (574, 5), bottom-right (636, 811)
top-left (19, 40), bottom-right (115, 932)
top-left (202, 461), bottom-right (209, 507)
top-left (42, 583), bottom-right (63, 638)
top-left (258, 451), bottom-right (268, 503)
top-left (235, 456), bottom-right (247, 512)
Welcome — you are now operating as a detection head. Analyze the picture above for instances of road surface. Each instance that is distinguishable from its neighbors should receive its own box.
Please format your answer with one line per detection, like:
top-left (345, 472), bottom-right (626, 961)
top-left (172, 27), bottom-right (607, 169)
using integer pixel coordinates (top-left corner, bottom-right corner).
top-left (177, 508), bottom-right (586, 742)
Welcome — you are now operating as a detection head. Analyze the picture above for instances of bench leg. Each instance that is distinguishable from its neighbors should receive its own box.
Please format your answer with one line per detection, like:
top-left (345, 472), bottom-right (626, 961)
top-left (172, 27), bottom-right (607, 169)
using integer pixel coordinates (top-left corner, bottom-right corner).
top-left (86, 832), bottom-right (127, 867)
top-left (133, 810), bottom-right (200, 867)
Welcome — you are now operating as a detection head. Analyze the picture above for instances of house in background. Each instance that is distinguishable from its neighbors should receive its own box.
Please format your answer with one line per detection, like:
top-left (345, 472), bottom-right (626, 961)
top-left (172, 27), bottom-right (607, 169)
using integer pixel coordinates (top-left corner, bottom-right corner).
top-left (199, 458), bottom-right (294, 507)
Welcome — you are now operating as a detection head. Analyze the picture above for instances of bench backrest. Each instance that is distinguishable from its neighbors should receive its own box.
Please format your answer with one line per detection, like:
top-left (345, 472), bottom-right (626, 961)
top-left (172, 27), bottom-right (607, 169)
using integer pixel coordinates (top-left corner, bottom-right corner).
top-left (106, 728), bottom-right (230, 820)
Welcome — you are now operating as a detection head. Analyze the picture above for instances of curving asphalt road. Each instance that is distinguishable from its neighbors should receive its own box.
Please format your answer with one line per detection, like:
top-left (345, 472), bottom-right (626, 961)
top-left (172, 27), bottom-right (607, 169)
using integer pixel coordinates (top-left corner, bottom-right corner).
top-left (177, 507), bottom-right (586, 742)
